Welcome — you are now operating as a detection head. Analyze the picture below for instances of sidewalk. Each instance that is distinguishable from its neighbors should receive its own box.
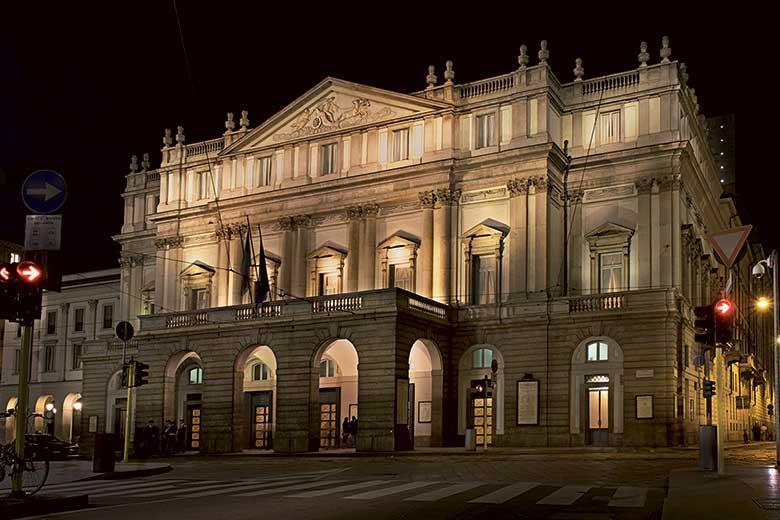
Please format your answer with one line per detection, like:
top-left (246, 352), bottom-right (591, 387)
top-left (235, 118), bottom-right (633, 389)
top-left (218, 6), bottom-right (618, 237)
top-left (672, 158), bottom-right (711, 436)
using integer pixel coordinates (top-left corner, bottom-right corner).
top-left (37, 459), bottom-right (171, 485)
top-left (663, 464), bottom-right (779, 520)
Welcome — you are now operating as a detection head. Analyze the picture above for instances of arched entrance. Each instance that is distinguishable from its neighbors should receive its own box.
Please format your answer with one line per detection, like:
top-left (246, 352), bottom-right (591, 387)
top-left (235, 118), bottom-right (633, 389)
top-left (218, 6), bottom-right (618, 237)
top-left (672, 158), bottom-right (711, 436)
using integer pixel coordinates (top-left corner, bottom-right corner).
top-left (164, 351), bottom-right (204, 451)
top-left (570, 337), bottom-right (624, 446)
top-left (314, 339), bottom-right (358, 450)
top-left (5, 397), bottom-right (17, 442)
top-left (62, 393), bottom-right (82, 443)
top-left (407, 339), bottom-right (443, 447)
top-left (34, 395), bottom-right (55, 435)
top-left (233, 345), bottom-right (277, 451)
top-left (458, 345), bottom-right (505, 447)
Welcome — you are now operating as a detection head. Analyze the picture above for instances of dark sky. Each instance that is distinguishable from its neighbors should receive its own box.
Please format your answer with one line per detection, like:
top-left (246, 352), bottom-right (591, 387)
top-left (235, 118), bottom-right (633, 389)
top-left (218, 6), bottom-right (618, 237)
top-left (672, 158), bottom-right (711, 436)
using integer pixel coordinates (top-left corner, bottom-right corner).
top-left (0, 6), bottom-right (767, 274)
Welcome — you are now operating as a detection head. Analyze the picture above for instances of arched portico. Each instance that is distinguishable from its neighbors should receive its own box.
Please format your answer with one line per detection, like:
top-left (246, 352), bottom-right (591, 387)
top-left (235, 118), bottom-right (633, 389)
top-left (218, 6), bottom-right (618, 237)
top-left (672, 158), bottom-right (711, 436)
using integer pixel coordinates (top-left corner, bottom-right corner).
top-left (34, 395), bottom-right (55, 434)
top-left (407, 339), bottom-right (443, 447)
top-left (105, 369), bottom-right (131, 444)
top-left (570, 337), bottom-right (624, 446)
top-left (458, 345), bottom-right (505, 446)
top-left (232, 345), bottom-right (277, 451)
top-left (61, 393), bottom-right (82, 443)
top-left (311, 339), bottom-right (359, 450)
top-left (164, 351), bottom-right (204, 451)
top-left (5, 397), bottom-right (17, 442)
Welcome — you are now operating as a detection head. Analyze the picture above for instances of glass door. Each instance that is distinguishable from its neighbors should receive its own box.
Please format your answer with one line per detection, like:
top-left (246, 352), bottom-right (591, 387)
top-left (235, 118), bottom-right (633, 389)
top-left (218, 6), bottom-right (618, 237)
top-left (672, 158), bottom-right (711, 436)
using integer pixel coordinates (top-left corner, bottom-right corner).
top-left (588, 386), bottom-right (609, 446)
top-left (250, 391), bottom-right (273, 449)
top-left (319, 388), bottom-right (340, 449)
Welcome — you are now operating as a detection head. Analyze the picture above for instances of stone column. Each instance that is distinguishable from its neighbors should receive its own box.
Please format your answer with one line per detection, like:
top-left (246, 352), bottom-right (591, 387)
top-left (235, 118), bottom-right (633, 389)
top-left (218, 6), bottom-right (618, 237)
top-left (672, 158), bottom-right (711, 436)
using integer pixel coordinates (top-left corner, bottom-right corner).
top-left (419, 191), bottom-right (436, 298)
top-left (277, 217), bottom-right (294, 296)
top-left (214, 227), bottom-right (229, 307)
top-left (433, 188), bottom-right (460, 303)
top-left (507, 179), bottom-right (528, 298)
top-left (359, 204), bottom-right (378, 291)
top-left (292, 216), bottom-right (311, 297)
top-left (128, 257), bottom-right (143, 320)
top-left (671, 174), bottom-right (682, 289)
top-left (87, 300), bottom-right (98, 340)
top-left (154, 240), bottom-right (166, 312)
top-left (568, 191), bottom-right (583, 295)
top-left (637, 178), bottom-right (653, 289)
top-left (166, 237), bottom-right (184, 311)
top-left (650, 179), bottom-right (661, 286)
top-left (346, 207), bottom-right (361, 292)
top-left (529, 177), bottom-right (548, 294)
top-left (118, 257), bottom-right (132, 321)
top-left (229, 225), bottom-right (245, 306)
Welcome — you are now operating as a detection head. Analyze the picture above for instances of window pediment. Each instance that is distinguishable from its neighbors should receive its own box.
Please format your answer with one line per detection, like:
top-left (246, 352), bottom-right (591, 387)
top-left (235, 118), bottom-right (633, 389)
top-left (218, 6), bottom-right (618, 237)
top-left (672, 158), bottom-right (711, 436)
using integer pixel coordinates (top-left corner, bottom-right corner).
top-left (377, 232), bottom-right (421, 250)
top-left (584, 222), bottom-right (634, 249)
top-left (463, 219), bottom-right (510, 239)
top-left (179, 261), bottom-right (216, 279)
top-left (307, 242), bottom-right (348, 260)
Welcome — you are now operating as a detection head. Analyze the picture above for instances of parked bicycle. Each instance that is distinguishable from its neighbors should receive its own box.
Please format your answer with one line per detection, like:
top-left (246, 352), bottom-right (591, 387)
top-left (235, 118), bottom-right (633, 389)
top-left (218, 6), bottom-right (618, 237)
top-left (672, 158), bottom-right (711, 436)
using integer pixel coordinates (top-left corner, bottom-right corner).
top-left (0, 409), bottom-right (50, 496)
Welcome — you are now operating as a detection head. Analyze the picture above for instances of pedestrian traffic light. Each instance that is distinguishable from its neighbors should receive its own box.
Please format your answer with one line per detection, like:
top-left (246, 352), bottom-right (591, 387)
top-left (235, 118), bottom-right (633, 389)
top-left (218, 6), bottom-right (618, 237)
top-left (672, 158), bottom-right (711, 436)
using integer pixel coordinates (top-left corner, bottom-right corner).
top-left (714, 298), bottom-right (734, 346)
top-left (703, 379), bottom-right (716, 398)
top-left (134, 361), bottom-right (149, 387)
top-left (0, 261), bottom-right (44, 325)
top-left (694, 304), bottom-right (715, 346)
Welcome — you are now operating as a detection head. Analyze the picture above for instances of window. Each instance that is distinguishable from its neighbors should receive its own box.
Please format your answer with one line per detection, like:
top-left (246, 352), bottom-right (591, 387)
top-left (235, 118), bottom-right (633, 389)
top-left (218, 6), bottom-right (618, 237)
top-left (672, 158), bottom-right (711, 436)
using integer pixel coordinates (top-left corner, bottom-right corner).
top-left (72, 344), bottom-right (83, 370)
top-left (10, 253), bottom-right (20, 263)
top-left (471, 255), bottom-right (497, 304)
top-left (257, 157), bottom-right (272, 187)
top-left (392, 128), bottom-right (409, 161)
top-left (320, 359), bottom-right (336, 378)
top-left (47, 311), bottom-right (57, 335)
top-left (599, 252), bottom-right (623, 293)
top-left (472, 348), bottom-right (494, 369)
top-left (188, 367), bottom-right (203, 385)
top-left (599, 111), bottom-right (620, 145)
top-left (318, 273), bottom-right (339, 296)
top-left (476, 113), bottom-right (495, 149)
top-left (199, 172), bottom-right (211, 200)
top-left (684, 345), bottom-right (690, 368)
top-left (252, 363), bottom-right (270, 381)
top-left (44, 345), bottom-right (55, 372)
top-left (13, 349), bottom-right (20, 374)
top-left (389, 264), bottom-right (413, 291)
top-left (587, 341), bottom-right (609, 362)
top-left (321, 143), bottom-right (337, 175)
top-left (102, 304), bottom-right (113, 329)
top-left (141, 290), bottom-right (155, 315)
top-left (74, 308), bottom-right (84, 332)
top-left (189, 288), bottom-right (208, 310)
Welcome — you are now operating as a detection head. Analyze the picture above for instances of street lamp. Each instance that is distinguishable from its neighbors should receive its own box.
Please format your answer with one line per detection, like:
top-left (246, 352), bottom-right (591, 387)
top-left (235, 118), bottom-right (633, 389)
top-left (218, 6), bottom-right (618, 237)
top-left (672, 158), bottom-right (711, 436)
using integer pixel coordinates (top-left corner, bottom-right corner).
top-left (73, 401), bottom-right (82, 412)
top-left (757, 297), bottom-right (771, 311)
top-left (45, 403), bottom-right (54, 412)
top-left (752, 250), bottom-right (780, 467)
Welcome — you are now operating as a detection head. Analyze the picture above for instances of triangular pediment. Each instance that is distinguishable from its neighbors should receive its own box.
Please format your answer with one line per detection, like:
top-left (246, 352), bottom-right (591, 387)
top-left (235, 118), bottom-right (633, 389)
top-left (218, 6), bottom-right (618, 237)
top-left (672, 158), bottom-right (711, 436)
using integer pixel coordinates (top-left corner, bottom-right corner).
top-left (179, 260), bottom-right (215, 278)
top-left (223, 78), bottom-right (452, 153)
top-left (307, 241), bottom-right (349, 259)
top-left (378, 231), bottom-right (421, 249)
top-left (464, 219), bottom-right (510, 238)
top-left (584, 222), bottom-right (634, 240)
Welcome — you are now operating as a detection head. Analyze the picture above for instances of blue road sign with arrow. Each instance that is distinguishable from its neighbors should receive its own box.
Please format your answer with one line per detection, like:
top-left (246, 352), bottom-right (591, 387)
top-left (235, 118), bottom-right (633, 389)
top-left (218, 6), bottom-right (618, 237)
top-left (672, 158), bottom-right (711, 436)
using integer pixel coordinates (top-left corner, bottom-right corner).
top-left (21, 170), bottom-right (67, 214)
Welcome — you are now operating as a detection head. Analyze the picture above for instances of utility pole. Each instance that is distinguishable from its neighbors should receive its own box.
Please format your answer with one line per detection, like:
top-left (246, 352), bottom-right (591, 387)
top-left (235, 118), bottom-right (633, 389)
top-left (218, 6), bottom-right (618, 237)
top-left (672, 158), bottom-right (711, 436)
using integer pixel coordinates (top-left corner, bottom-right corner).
top-left (11, 325), bottom-right (33, 496)
top-left (714, 346), bottom-right (726, 476)
top-left (123, 360), bottom-right (135, 463)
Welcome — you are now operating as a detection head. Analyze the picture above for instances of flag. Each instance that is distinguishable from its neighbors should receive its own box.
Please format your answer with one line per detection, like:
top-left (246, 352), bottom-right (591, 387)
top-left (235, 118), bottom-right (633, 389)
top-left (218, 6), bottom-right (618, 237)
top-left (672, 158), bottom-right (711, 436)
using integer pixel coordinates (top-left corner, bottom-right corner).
top-left (254, 225), bottom-right (270, 304)
top-left (240, 228), bottom-right (252, 296)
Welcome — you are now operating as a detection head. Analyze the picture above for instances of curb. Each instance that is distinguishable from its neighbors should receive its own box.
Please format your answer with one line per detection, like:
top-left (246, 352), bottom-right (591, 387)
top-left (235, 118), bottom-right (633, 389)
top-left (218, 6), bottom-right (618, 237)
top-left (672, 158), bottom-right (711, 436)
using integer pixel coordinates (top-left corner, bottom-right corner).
top-left (78, 463), bottom-right (172, 481)
top-left (0, 494), bottom-right (89, 520)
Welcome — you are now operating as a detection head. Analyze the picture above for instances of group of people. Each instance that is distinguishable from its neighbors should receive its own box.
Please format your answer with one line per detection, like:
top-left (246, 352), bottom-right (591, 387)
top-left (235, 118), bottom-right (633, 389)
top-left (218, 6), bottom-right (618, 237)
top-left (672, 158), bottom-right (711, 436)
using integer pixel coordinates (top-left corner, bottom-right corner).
top-left (134, 419), bottom-right (188, 457)
top-left (341, 416), bottom-right (358, 448)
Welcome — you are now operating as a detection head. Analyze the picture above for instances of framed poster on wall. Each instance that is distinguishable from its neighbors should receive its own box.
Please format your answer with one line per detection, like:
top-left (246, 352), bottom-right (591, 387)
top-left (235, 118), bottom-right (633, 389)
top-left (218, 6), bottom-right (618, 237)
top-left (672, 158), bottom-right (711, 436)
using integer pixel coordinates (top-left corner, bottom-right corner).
top-left (517, 379), bottom-right (539, 425)
top-left (418, 401), bottom-right (432, 423)
top-left (88, 415), bottom-right (98, 433)
top-left (636, 395), bottom-right (654, 419)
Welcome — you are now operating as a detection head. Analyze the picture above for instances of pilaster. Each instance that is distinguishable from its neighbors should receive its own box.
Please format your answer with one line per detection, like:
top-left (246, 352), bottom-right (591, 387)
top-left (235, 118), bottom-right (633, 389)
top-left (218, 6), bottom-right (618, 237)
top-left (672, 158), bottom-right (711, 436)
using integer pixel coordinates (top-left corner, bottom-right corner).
top-left (419, 191), bottom-right (436, 298)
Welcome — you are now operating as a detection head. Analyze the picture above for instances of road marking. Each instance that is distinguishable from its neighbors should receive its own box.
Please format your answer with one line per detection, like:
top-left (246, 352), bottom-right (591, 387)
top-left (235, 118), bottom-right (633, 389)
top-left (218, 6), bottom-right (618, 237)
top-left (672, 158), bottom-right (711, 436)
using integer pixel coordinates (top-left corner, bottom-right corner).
top-left (469, 482), bottom-right (540, 504)
top-left (234, 479), bottom-right (349, 497)
top-left (608, 486), bottom-right (647, 508)
top-left (344, 481), bottom-right (438, 500)
top-left (88, 481), bottom-right (192, 498)
top-left (123, 481), bottom-right (231, 497)
top-left (286, 480), bottom-right (391, 498)
top-left (405, 482), bottom-right (485, 502)
top-left (44, 479), bottom-right (181, 493)
top-left (116, 480), bottom-right (222, 497)
top-left (536, 485), bottom-right (591, 506)
top-left (176, 478), bottom-right (317, 498)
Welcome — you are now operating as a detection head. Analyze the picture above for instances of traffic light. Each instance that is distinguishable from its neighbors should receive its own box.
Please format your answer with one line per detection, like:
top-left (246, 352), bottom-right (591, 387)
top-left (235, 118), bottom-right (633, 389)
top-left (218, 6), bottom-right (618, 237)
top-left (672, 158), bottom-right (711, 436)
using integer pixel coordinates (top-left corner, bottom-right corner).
top-left (714, 298), bottom-right (734, 346)
top-left (694, 305), bottom-right (715, 346)
top-left (121, 363), bottom-right (130, 388)
top-left (0, 261), bottom-right (44, 325)
top-left (134, 361), bottom-right (149, 387)
top-left (703, 379), bottom-right (716, 398)
top-left (769, 404), bottom-right (775, 417)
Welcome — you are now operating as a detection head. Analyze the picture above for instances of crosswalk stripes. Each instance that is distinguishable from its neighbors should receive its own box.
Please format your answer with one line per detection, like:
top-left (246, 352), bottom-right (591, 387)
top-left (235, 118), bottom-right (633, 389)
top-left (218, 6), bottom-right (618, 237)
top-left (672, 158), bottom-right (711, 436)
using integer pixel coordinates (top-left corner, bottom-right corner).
top-left (87, 481), bottom-right (192, 498)
top-left (404, 482), bottom-right (485, 502)
top-left (535, 485), bottom-right (591, 506)
top-left (176, 478), bottom-right (318, 498)
top-left (45, 479), bottom-right (184, 494)
top-left (286, 480), bottom-right (392, 498)
top-left (608, 486), bottom-right (647, 507)
top-left (124, 481), bottom-right (250, 498)
top-left (469, 481), bottom-right (540, 504)
top-left (343, 481), bottom-right (438, 500)
top-left (117, 480), bottom-right (223, 498)
top-left (233, 479), bottom-right (350, 497)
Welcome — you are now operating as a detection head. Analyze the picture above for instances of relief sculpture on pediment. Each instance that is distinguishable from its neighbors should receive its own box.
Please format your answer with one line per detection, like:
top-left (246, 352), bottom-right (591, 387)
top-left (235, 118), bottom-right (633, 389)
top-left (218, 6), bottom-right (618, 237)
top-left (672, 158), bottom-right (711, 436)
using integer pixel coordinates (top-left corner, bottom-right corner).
top-left (273, 96), bottom-right (395, 142)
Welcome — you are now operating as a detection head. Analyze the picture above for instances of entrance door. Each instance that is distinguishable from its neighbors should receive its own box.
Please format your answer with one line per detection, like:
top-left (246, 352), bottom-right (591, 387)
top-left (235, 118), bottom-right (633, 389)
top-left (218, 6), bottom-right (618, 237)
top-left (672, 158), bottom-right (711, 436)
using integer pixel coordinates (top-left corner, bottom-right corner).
top-left (319, 388), bottom-right (340, 449)
top-left (187, 404), bottom-right (202, 450)
top-left (468, 382), bottom-right (493, 447)
top-left (113, 398), bottom-right (127, 448)
top-left (588, 386), bottom-right (609, 446)
top-left (249, 391), bottom-right (273, 449)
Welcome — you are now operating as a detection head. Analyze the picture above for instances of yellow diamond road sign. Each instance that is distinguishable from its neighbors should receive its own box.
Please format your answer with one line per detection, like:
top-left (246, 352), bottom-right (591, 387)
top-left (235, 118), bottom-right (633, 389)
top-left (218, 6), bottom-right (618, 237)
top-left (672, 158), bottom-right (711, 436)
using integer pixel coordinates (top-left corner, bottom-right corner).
top-left (706, 225), bottom-right (752, 269)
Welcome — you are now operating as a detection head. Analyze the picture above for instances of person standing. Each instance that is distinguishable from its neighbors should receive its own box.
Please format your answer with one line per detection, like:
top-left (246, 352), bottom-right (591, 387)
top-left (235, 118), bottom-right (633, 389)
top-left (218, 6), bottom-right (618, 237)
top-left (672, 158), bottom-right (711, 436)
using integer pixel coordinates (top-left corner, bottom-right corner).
top-left (163, 420), bottom-right (177, 455)
top-left (350, 416), bottom-right (358, 447)
top-left (176, 419), bottom-right (188, 453)
top-left (342, 417), bottom-right (350, 448)
top-left (146, 420), bottom-right (160, 456)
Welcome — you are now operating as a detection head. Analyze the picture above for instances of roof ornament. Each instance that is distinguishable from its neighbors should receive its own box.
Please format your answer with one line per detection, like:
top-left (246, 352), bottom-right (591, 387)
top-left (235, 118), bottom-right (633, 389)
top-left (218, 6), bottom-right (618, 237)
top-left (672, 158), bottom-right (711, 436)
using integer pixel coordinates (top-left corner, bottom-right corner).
top-left (444, 60), bottom-right (455, 85)
top-left (426, 65), bottom-right (437, 89)
top-left (129, 154), bottom-right (138, 174)
top-left (517, 44), bottom-right (529, 69)
top-left (538, 40), bottom-right (549, 64)
top-left (679, 62), bottom-right (689, 83)
top-left (573, 57), bottom-right (584, 82)
top-left (660, 35), bottom-right (672, 63)
top-left (638, 41), bottom-right (649, 68)
top-left (141, 153), bottom-right (151, 172)
top-left (225, 112), bottom-right (235, 132)
top-left (163, 128), bottom-right (173, 147)
top-left (176, 126), bottom-right (185, 146)
top-left (240, 110), bottom-right (249, 129)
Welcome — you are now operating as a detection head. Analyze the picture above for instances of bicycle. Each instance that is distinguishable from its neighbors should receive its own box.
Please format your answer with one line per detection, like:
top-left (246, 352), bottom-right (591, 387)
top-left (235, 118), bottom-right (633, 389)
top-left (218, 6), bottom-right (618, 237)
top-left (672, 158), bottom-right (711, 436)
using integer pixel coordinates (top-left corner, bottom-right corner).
top-left (0, 409), bottom-right (50, 496)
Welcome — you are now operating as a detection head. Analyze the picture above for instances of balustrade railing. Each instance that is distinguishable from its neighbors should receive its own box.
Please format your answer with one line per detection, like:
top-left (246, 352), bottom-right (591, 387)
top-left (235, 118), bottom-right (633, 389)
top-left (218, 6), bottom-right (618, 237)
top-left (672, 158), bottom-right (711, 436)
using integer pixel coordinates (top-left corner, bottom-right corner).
top-left (166, 311), bottom-right (208, 328)
top-left (569, 293), bottom-right (625, 313)
top-left (408, 296), bottom-right (447, 320)
top-left (312, 296), bottom-right (363, 314)
top-left (235, 303), bottom-right (283, 320)
top-left (580, 70), bottom-right (640, 96)
top-left (185, 137), bottom-right (224, 159)
top-left (459, 73), bottom-right (515, 99)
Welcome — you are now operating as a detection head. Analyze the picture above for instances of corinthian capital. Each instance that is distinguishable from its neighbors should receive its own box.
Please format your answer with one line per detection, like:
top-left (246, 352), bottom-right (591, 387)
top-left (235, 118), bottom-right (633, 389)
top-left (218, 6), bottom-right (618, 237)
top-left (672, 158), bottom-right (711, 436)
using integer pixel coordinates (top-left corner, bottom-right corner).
top-left (506, 178), bottom-right (529, 197)
top-left (418, 190), bottom-right (437, 208)
top-left (278, 216), bottom-right (295, 231)
top-left (435, 188), bottom-right (461, 206)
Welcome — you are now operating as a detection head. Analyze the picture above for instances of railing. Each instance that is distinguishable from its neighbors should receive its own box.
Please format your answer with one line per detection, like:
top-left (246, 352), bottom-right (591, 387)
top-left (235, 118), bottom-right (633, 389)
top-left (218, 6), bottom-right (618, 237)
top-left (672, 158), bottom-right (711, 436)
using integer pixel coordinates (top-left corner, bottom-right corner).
top-left (185, 137), bottom-right (225, 160)
top-left (459, 73), bottom-right (515, 99)
top-left (407, 296), bottom-right (447, 320)
top-left (166, 311), bottom-right (208, 328)
top-left (312, 296), bottom-right (363, 314)
top-left (235, 303), bottom-right (283, 320)
top-left (146, 171), bottom-right (160, 184)
top-left (580, 70), bottom-right (640, 96)
top-left (569, 293), bottom-right (625, 313)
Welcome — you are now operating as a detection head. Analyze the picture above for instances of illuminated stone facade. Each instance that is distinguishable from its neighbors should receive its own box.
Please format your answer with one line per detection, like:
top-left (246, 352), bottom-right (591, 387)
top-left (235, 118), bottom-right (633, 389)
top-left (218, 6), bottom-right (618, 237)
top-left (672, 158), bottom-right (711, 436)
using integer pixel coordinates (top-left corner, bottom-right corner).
top-left (80, 39), bottom-right (772, 453)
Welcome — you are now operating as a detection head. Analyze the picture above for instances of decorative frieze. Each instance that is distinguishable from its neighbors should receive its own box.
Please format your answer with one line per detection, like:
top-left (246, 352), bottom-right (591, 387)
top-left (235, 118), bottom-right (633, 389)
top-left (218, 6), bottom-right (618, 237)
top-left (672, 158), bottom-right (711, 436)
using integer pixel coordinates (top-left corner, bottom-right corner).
top-left (154, 236), bottom-right (184, 250)
top-left (118, 253), bottom-right (145, 267)
top-left (461, 187), bottom-right (507, 204)
top-left (583, 183), bottom-right (637, 203)
top-left (345, 203), bottom-right (380, 220)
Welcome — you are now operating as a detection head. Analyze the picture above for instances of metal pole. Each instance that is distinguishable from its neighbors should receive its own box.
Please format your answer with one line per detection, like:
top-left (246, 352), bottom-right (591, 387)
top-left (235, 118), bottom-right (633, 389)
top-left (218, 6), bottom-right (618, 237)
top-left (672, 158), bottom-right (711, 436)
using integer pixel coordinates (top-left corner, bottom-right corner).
top-left (123, 361), bottom-right (135, 463)
top-left (715, 346), bottom-right (726, 475)
top-left (483, 380), bottom-right (488, 451)
top-left (11, 324), bottom-right (33, 496)
top-left (773, 250), bottom-right (780, 467)
top-left (705, 354), bottom-right (712, 425)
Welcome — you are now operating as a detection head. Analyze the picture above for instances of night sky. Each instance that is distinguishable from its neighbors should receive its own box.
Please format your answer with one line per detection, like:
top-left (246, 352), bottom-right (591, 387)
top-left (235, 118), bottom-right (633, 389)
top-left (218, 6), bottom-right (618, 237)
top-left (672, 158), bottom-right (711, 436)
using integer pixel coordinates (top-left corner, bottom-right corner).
top-left (0, 6), bottom-right (765, 274)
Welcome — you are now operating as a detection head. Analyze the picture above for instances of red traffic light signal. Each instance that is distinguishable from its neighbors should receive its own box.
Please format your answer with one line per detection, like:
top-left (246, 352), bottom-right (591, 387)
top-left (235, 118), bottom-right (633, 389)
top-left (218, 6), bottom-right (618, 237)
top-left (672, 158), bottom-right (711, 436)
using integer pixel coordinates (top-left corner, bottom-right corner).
top-left (16, 261), bottom-right (43, 284)
top-left (714, 298), bottom-right (733, 317)
top-left (714, 298), bottom-right (734, 346)
top-left (0, 265), bottom-right (10, 282)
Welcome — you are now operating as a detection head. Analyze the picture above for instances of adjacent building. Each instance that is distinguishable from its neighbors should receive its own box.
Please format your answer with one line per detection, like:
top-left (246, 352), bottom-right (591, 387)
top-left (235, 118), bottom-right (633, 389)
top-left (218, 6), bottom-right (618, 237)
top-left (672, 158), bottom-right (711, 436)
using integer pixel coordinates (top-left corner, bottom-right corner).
top-left (79, 38), bottom-right (770, 454)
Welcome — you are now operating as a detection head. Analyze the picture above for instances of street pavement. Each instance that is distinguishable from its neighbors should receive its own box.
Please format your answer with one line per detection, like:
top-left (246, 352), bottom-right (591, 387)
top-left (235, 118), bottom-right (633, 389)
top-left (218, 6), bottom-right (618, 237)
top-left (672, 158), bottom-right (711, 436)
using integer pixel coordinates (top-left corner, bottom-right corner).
top-left (15, 443), bottom-right (777, 520)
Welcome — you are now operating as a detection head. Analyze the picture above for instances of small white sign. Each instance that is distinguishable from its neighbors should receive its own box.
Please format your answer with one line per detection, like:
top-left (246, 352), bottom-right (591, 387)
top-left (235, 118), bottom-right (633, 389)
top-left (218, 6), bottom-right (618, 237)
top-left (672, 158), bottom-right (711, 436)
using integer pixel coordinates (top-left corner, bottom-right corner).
top-left (25, 214), bottom-right (62, 251)
top-left (636, 369), bottom-right (654, 379)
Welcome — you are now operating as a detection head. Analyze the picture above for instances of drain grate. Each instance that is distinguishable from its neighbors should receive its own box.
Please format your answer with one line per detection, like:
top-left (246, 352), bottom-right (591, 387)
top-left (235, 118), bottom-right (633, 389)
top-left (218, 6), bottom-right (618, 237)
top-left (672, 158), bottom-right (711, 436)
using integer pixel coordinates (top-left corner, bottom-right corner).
top-left (754, 498), bottom-right (780, 510)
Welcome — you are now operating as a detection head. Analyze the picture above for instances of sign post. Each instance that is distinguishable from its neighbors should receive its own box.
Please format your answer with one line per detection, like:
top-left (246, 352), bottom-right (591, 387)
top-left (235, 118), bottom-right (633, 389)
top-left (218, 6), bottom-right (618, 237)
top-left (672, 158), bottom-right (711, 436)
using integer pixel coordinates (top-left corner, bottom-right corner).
top-left (115, 322), bottom-right (135, 463)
